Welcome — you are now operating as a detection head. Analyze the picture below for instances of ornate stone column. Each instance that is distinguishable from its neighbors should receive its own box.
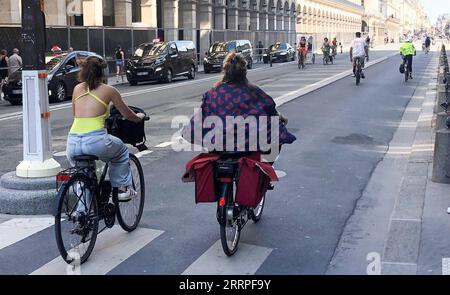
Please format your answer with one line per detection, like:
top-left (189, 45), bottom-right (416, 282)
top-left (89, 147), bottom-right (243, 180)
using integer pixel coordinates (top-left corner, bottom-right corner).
top-left (114, 0), bottom-right (132, 27)
top-left (163, 0), bottom-right (179, 40)
top-left (141, 0), bottom-right (157, 28)
top-left (183, 0), bottom-right (197, 42)
top-left (83, 0), bottom-right (103, 26)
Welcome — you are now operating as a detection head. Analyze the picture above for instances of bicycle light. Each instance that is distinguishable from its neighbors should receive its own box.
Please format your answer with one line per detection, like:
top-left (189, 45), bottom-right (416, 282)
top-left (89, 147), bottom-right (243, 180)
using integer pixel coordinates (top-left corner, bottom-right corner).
top-left (219, 197), bottom-right (226, 207)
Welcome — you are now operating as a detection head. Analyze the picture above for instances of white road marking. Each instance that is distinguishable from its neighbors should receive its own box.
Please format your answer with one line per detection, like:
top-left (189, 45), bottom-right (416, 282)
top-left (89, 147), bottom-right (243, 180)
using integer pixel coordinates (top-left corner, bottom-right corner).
top-left (443, 258), bottom-right (450, 275)
top-left (0, 218), bottom-right (54, 250)
top-left (154, 141), bottom-right (174, 148)
top-left (31, 226), bottom-right (164, 275)
top-left (53, 151), bottom-right (67, 157)
top-left (182, 240), bottom-right (272, 275)
top-left (275, 170), bottom-right (287, 178)
top-left (135, 150), bottom-right (153, 158)
top-left (0, 62), bottom-right (295, 122)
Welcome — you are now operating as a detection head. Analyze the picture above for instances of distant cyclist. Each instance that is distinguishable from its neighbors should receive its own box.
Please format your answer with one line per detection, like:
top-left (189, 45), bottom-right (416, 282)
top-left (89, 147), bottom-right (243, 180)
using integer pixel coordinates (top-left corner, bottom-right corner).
top-left (297, 36), bottom-right (308, 66)
top-left (350, 32), bottom-right (369, 79)
top-left (400, 39), bottom-right (416, 79)
top-left (425, 35), bottom-right (431, 54)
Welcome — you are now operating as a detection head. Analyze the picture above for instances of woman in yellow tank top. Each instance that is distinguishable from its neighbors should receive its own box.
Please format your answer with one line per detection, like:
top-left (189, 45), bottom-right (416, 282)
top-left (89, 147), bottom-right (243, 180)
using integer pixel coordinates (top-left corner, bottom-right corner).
top-left (67, 56), bottom-right (145, 201)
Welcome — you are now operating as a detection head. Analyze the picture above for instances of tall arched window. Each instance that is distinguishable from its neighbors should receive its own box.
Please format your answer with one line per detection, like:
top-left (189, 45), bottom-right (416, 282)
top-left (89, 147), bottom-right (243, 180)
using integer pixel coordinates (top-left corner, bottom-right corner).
top-left (133, 0), bottom-right (142, 23)
top-left (103, 0), bottom-right (115, 26)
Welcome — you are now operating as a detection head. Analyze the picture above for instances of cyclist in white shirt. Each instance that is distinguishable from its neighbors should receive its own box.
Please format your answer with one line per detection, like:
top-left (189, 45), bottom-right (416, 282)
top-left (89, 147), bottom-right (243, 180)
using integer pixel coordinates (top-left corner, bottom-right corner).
top-left (350, 32), bottom-right (369, 78)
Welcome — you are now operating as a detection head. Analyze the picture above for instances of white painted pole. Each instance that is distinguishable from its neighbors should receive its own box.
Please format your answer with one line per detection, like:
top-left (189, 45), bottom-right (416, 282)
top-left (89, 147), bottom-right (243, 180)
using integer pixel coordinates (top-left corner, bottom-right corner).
top-left (16, 0), bottom-right (60, 178)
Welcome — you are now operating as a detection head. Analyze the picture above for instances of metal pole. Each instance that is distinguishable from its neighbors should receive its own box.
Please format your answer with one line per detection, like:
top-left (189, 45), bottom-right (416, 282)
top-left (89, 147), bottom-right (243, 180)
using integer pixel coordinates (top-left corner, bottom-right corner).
top-left (102, 27), bottom-right (106, 58)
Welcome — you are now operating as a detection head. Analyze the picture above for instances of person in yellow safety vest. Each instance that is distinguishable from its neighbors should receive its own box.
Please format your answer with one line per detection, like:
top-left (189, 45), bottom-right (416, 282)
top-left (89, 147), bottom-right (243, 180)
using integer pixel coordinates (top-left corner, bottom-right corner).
top-left (400, 39), bottom-right (416, 79)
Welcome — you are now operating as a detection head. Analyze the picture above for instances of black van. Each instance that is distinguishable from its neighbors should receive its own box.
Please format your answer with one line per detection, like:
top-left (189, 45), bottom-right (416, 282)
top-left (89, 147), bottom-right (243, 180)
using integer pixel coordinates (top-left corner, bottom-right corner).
top-left (126, 40), bottom-right (197, 85)
top-left (203, 40), bottom-right (253, 73)
top-left (2, 51), bottom-right (103, 105)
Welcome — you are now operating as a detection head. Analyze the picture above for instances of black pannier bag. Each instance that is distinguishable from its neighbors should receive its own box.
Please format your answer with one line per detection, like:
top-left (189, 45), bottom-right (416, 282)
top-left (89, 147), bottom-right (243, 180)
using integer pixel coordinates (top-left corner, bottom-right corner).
top-left (105, 105), bottom-right (149, 152)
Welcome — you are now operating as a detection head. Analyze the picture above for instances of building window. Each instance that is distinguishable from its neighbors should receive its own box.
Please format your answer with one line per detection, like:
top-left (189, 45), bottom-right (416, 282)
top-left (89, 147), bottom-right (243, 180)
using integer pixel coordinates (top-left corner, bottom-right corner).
top-left (133, 0), bottom-right (142, 23)
top-left (103, 0), bottom-right (115, 26)
top-left (361, 0), bottom-right (364, 7)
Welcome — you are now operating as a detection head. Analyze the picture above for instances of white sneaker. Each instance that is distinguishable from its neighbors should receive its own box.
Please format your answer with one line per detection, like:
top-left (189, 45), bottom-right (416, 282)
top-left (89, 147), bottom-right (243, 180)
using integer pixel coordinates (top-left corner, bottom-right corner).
top-left (118, 187), bottom-right (137, 201)
top-left (447, 207), bottom-right (450, 214)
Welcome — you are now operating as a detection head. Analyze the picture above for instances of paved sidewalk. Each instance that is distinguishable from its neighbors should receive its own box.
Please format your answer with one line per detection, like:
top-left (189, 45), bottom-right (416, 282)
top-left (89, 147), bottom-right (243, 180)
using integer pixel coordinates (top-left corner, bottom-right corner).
top-left (327, 48), bottom-right (440, 275)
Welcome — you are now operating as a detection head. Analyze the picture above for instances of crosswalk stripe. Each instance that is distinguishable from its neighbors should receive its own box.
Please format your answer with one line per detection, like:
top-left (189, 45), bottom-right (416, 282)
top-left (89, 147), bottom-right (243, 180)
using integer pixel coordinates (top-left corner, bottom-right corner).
top-left (182, 240), bottom-right (272, 275)
top-left (0, 218), bottom-right (54, 251)
top-left (30, 226), bottom-right (164, 275)
top-left (135, 150), bottom-right (153, 158)
top-left (154, 141), bottom-right (174, 148)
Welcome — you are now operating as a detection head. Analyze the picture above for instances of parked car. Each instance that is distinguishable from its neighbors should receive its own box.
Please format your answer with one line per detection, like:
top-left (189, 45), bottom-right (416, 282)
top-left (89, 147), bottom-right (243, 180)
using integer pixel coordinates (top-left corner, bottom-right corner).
top-left (203, 40), bottom-right (253, 73)
top-left (263, 42), bottom-right (296, 63)
top-left (126, 40), bottom-right (197, 85)
top-left (2, 51), bottom-right (103, 105)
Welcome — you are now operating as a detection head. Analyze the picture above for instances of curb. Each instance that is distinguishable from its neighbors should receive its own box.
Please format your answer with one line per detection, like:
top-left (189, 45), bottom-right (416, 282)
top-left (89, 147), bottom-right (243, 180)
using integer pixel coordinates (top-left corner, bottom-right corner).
top-left (381, 53), bottom-right (440, 274)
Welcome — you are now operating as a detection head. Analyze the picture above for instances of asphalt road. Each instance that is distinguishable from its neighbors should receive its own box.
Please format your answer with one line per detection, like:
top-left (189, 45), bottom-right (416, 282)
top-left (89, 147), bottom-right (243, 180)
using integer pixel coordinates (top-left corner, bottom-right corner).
top-left (0, 45), bottom-right (435, 274)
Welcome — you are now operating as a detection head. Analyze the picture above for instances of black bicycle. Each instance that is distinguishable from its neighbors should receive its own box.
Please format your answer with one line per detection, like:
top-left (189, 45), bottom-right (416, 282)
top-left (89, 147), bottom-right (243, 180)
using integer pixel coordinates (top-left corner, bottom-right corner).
top-left (355, 58), bottom-right (363, 85)
top-left (55, 114), bottom-right (149, 265)
top-left (298, 51), bottom-right (305, 69)
top-left (403, 57), bottom-right (410, 83)
top-left (215, 153), bottom-right (266, 256)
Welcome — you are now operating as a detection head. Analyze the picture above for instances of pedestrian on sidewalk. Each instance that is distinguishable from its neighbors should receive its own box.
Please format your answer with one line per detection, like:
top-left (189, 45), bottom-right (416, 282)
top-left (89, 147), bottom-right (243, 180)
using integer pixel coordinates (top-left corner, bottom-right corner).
top-left (0, 49), bottom-right (9, 101)
top-left (257, 41), bottom-right (264, 63)
top-left (8, 48), bottom-right (22, 75)
top-left (115, 45), bottom-right (125, 83)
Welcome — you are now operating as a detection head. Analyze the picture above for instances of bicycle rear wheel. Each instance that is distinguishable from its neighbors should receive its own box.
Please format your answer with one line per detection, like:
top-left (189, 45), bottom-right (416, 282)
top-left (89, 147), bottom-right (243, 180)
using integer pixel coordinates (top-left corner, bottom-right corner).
top-left (115, 154), bottom-right (146, 232)
top-left (405, 65), bottom-right (409, 82)
top-left (219, 183), bottom-right (241, 256)
top-left (250, 195), bottom-right (265, 223)
top-left (220, 206), bottom-right (241, 256)
top-left (55, 174), bottom-right (99, 265)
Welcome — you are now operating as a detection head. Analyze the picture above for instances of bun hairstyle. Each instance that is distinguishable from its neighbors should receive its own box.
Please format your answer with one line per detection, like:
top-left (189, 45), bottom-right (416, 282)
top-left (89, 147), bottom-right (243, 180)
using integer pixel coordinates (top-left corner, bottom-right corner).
top-left (77, 56), bottom-right (107, 90)
top-left (215, 52), bottom-right (248, 87)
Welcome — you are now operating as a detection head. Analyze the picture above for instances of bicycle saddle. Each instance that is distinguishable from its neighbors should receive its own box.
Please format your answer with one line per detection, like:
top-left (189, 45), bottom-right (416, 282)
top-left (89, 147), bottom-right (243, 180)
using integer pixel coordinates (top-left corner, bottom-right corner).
top-left (73, 155), bottom-right (99, 162)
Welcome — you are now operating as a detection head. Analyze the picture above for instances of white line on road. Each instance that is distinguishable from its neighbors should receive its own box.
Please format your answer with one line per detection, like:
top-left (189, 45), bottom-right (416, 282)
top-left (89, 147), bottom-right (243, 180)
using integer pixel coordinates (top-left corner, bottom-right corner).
top-left (0, 62), bottom-right (296, 122)
top-left (31, 226), bottom-right (164, 275)
top-left (135, 150), bottom-right (153, 158)
top-left (53, 151), bottom-right (67, 157)
top-left (275, 170), bottom-right (287, 178)
top-left (182, 240), bottom-right (272, 275)
top-left (0, 218), bottom-right (54, 251)
top-left (154, 141), bottom-right (174, 148)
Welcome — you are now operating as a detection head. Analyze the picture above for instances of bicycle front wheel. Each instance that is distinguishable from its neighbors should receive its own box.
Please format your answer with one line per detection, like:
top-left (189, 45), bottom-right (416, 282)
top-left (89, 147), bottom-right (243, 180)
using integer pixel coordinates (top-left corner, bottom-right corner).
top-left (55, 173), bottom-right (99, 265)
top-left (115, 154), bottom-right (146, 232)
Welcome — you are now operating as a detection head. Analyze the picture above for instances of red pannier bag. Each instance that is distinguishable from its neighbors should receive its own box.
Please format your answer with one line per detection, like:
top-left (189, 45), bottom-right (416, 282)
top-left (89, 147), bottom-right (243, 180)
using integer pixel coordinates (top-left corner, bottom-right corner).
top-left (235, 157), bottom-right (279, 208)
top-left (182, 153), bottom-right (220, 203)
